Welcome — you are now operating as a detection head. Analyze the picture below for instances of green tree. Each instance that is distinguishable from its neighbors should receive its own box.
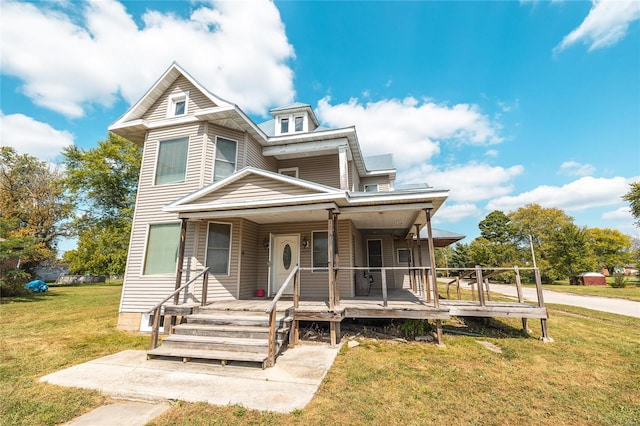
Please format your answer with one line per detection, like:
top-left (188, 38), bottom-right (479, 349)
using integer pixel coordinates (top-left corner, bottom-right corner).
top-left (0, 148), bottom-right (73, 295)
top-left (622, 182), bottom-right (640, 227)
top-left (475, 210), bottom-right (519, 266)
top-left (62, 134), bottom-right (141, 275)
top-left (584, 228), bottom-right (633, 274)
top-left (449, 242), bottom-right (473, 274)
top-left (509, 203), bottom-right (575, 282)
top-left (547, 224), bottom-right (593, 282)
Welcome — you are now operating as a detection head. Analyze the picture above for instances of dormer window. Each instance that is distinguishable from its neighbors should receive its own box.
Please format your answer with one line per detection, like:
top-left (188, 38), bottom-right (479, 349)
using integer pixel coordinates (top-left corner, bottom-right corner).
top-left (280, 118), bottom-right (289, 133)
top-left (168, 91), bottom-right (189, 117)
top-left (294, 116), bottom-right (304, 132)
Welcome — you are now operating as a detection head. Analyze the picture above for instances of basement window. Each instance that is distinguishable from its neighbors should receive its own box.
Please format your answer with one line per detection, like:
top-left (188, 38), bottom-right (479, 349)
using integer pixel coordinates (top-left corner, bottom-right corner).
top-left (140, 312), bottom-right (165, 333)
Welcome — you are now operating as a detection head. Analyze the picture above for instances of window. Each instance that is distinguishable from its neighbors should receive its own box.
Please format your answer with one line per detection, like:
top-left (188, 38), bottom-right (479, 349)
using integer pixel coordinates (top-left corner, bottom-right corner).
top-left (213, 137), bottom-right (237, 182)
top-left (397, 248), bottom-right (412, 264)
top-left (312, 231), bottom-right (328, 270)
top-left (280, 118), bottom-right (289, 134)
top-left (143, 223), bottom-right (180, 275)
top-left (367, 240), bottom-right (383, 269)
top-left (205, 223), bottom-right (231, 275)
top-left (364, 184), bottom-right (378, 193)
top-left (278, 167), bottom-right (298, 178)
top-left (155, 138), bottom-right (188, 185)
top-left (168, 92), bottom-right (189, 117)
top-left (140, 312), bottom-right (165, 332)
top-left (294, 116), bottom-right (304, 132)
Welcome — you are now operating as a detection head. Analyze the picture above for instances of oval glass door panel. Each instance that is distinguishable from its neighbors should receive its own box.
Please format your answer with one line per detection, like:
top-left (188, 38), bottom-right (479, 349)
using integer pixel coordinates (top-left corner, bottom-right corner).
top-left (283, 244), bottom-right (292, 269)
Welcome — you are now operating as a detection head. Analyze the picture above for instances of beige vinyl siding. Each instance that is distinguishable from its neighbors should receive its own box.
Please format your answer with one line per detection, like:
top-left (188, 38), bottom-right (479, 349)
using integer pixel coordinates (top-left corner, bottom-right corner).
top-left (142, 75), bottom-right (217, 122)
top-left (120, 123), bottom-right (209, 312)
top-left (277, 155), bottom-right (340, 189)
top-left (255, 220), bottom-right (353, 299)
top-left (363, 234), bottom-right (396, 292)
top-left (349, 160), bottom-right (360, 192)
top-left (360, 176), bottom-right (392, 192)
top-left (239, 219), bottom-right (259, 299)
top-left (193, 175), bottom-right (319, 204)
top-left (247, 133), bottom-right (277, 171)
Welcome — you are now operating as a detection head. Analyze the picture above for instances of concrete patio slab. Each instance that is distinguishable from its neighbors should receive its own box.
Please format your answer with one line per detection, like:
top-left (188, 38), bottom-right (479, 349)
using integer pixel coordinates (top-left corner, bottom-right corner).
top-left (65, 402), bottom-right (170, 426)
top-left (41, 343), bottom-right (340, 414)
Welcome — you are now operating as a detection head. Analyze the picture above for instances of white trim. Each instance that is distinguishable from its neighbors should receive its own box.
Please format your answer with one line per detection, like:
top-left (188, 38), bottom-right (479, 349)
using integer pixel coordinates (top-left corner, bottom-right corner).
top-left (366, 239), bottom-right (383, 269)
top-left (141, 222), bottom-right (181, 277)
top-left (166, 193), bottom-right (344, 213)
top-left (167, 91), bottom-right (190, 118)
top-left (176, 202), bottom-right (339, 219)
top-left (204, 221), bottom-right (233, 276)
top-left (263, 138), bottom-right (349, 157)
top-left (153, 136), bottom-right (190, 186)
top-left (278, 167), bottom-right (299, 178)
top-left (213, 136), bottom-right (238, 183)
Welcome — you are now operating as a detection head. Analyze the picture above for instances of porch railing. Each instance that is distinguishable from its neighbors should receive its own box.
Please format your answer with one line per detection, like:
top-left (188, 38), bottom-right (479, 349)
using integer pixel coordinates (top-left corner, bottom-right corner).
top-left (264, 265), bottom-right (299, 368)
top-left (148, 267), bottom-right (210, 350)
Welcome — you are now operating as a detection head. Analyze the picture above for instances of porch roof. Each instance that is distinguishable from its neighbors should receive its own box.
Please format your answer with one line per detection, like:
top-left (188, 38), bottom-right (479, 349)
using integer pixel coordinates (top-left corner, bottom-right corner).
top-left (164, 167), bottom-right (449, 238)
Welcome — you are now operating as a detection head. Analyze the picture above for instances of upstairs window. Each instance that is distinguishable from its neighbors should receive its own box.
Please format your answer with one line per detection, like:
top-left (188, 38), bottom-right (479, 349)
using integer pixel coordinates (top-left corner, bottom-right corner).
top-left (143, 223), bottom-right (180, 275)
top-left (168, 91), bottom-right (189, 117)
top-left (364, 184), bottom-right (379, 193)
top-left (279, 167), bottom-right (299, 178)
top-left (294, 116), bottom-right (304, 132)
top-left (213, 137), bottom-right (237, 182)
top-left (280, 118), bottom-right (289, 134)
top-left (155, 138), bottom-right (188, 185)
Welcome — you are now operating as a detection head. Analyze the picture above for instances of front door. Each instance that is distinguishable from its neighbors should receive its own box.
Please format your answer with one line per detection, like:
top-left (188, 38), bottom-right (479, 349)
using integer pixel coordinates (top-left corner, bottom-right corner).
top-left (271, 234), bottom-right (299, 296)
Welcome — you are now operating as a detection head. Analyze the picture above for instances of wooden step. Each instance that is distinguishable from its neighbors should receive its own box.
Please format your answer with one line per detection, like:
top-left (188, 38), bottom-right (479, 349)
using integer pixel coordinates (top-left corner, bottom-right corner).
top-left (172, 323), bottom-right (289, 339)
top-left (186, 313), bottom-right (291, 327)
top-left (159, 334), bottom-right (283, 354)
top-left (147, 346), bottom-right (268, 365)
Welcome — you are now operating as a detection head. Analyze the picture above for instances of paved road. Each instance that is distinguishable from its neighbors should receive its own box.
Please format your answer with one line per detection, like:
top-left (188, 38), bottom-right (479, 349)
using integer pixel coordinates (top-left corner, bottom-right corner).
top-left (488, 284), bottom-right (640, 318)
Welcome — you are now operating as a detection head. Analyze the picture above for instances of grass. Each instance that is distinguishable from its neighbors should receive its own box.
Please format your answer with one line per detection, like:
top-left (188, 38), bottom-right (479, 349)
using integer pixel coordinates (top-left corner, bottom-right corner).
top-left (2, 282), bottom-right (639, 425)
top-left (544, 277), bottom-right (640, 302)
top-left (0, 281), bottom-right (148, 426)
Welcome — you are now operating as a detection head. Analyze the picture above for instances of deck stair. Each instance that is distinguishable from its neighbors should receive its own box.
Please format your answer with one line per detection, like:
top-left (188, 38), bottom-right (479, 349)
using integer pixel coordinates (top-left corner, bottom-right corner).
top-left (147, 304), bottom-right (293, 368)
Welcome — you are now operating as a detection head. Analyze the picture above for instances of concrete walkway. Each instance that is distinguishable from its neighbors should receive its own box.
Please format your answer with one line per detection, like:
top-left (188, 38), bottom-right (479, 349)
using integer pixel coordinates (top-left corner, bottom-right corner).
top-left (488, 284), bottom-right (640, 318)
top-left (42, 343), bottom-right (340, 424)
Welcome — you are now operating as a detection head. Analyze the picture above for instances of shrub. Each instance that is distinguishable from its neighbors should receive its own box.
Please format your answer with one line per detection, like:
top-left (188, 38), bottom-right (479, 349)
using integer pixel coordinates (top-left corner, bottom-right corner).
top-left (610, 272), bottom-right (628, 288)
top-left (398, 319), bottom-right (433, 339)
top-left (0, 269), bottom-right (31, 297)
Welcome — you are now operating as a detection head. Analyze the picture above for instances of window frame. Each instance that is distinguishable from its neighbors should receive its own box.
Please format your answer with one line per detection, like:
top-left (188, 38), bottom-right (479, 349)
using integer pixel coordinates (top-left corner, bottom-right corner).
top-left (213, 136), bottom-right (238, 182)
top-left (294, 115), bottom-right (304, 132)
top-left (153, 137), bottom-right (189, 186)
top-left (204, 221), bottom-right (232, 276)
top-left (397, 248), bottom-right (412, 264)
top-left (280, 117), bottom-right (289, 134)
top-left (367, 239), bottom-right (383, 270)
top-left (312, 231), bottom-right (329, 272)
top-left (167, 91), bottom-right (189, 118)
top-left (142, 222), bottom-right (181, 276)
top-left (278, 167), bottom-right (299, 178)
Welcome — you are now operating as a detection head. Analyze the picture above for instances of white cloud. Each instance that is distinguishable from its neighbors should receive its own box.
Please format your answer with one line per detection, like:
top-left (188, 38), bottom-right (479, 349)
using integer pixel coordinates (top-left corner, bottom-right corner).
top-left (485, 149), bottom-right (499, 157)
top-left (316, 96), bottom-right (502, 168)
top-left (0, 111), bottom-right (74, 161)
top-left (554, 0), bottom-right (640, 53)
top-left (559, 160), bottom-right (596, 176)
top-left (0, 0), bottom-right (295, 117)
top-left (401, 162), bottom-right (524, 203)
top-left (487, 175), bottom-right (634, 212)
top-left (433, 203), bottom-right (482, 224)
top-left (602, 206), bottom-right (632, 220)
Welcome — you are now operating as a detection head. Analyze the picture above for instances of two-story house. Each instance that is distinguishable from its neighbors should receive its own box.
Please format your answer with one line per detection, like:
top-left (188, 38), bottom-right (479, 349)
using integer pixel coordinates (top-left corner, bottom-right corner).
top-left (109, 63), bottom-right (548, 366)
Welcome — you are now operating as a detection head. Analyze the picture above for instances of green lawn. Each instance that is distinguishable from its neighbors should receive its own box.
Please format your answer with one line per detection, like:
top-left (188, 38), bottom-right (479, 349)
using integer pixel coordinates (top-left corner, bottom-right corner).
top-left (544, 278), bottom-right (640, 302)
top-left (1, 283), bottom-right (639, 425)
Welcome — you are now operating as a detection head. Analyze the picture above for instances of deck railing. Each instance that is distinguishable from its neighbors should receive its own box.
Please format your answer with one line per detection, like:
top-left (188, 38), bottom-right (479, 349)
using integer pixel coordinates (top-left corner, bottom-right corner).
top-left (148, 267), bottom-right (210, 350)
top-left (264, 265), bottom-right (299, 368)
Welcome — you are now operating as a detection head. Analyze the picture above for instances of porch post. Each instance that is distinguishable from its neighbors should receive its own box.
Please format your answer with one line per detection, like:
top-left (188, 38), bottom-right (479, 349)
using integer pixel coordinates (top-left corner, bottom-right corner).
top-left (327, 210), bottom-right (335, 310)
top-left (173, 218), bottom-right (188, 304)
top-left (414, 224), bottom-right (427, 301)
top-left (333, 210), bottom-right (340, 306)
top-left (425, 208), bottom-right (444, 347)
top-left (408, 233), bottom-right (416, 293)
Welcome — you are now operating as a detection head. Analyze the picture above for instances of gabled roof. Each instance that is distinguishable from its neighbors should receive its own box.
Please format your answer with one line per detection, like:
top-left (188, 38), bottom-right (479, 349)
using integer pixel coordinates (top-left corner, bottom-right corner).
top-left (416, 228), bottom-right (466, 247)
top-left (270, 102), bottom-right (312, 112)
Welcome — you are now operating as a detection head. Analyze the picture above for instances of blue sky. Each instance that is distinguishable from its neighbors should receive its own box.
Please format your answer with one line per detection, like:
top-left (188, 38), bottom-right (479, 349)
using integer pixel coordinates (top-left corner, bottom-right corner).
top-left (1, 0), bottom-right (639, 253)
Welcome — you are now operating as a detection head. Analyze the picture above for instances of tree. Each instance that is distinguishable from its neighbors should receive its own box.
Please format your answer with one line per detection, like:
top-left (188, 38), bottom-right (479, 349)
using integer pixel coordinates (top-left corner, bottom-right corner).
top-left (475, 211), bottom-right (519, 266)
top-left (584, 228), bottom-right (633, 274)
top-left (62, 134), bottom-right (142, 275)
top-left (547, 224), bottom-right (593, 282)
top-left (509, 204), bottom-right (575, 282)
top-left (0, 148), bottom-right (73, 295)
top-left (622, 182), bottom-right (640, 228)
